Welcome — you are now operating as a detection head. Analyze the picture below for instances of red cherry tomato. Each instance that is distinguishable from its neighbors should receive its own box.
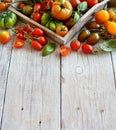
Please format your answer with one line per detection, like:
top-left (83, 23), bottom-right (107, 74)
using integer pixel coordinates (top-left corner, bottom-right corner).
top-left (16, 27), bottom-right (24, 34)
top-left (13, 39), bottom-right (25, 48)
top-left (33, 3), bottom-right (43, 12)
top-left (82, 44), bottom-right (94, 54)
top-left (18, 2), bottom-right (26, 9)
top-left (70, 0), bottom-right (80, 10)
top-left (87, 0), bottom-right (98, 8)
top-left (37, 36), bottom-right (48, 45)
top-left (16, 33), bottom-right (26, 40)
top-left (70, 39), bottom-right (81, 51)
top-left (60, 46), bottom-right (71, 56)
top-left (30, 12), bottom-right (42, 22)
top-left (31, 40), bottom-right (43, 50)
top-left (23, 24), bottom-right (32, 33)
top-left (32, 28), bottom-right (44, 37)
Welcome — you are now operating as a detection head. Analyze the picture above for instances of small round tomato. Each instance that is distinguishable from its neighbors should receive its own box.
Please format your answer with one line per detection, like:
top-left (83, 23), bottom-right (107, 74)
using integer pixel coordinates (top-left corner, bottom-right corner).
top-left (37, 36), bottom-right (48, 45)
top-left (18, 2), bottom-right (26, 9)
top-left (0, 2), bottom-right (8, 12)
top-left (60, 46), bottom-right (71, 56)
top-left (70, 0), bottom-right (80, 10)
top-left (56, 25), bottom-right (68, 37)
top-left (32, 28), bottom-right (44, 37)
top-left (23, 24), bottom-right (32, 33)
top-left (16, 33), bottom-right (26, 40)
top-left (0, 30), bottom-right (11, 44)
top-left (33, 3), bottom-right (43, 12)
top-left (30, 12), bottom-right (42, 22)
top-left (70, 39), bottom-right (81, 51)
top-left (13, 39), bottom-right (25, 48)
top-left (31, 40), bottom-right (43, 50)
top-left (82, 44), bottom-right (94, 54)
top-left (16, 27), bottom-right (24, 34)
top-left (87, 0), bottom-right (98, 7)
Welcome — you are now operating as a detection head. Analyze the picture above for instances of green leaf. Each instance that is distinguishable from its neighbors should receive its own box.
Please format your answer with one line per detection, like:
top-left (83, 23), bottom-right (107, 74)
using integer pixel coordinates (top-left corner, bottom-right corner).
top-left (99, 39), bottom-right (116, 52)
top-left (72, 12), bottom-right (80, 26)
top-left (78, 1), bottom-right (88, 12)
top-left (42, 42), bottom-right (56, 56)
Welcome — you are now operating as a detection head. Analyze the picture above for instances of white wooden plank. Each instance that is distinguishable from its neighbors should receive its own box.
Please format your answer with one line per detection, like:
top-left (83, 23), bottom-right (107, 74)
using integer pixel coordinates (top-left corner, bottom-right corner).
top-left (112, 51), bottom-right (116, 87)
top-left (61, 46), bottom-right (116, 130)
top-left (1, 36), bottom-right (61, 130)
top-left (0, 31), bottom-right (14, 124)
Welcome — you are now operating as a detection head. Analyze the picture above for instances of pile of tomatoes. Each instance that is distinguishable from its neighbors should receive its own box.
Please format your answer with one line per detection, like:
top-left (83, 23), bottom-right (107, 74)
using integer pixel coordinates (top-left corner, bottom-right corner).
top-left (16, 0), bottom-right (99, 37)
top-left (14, 24), bottom-right (48, 50)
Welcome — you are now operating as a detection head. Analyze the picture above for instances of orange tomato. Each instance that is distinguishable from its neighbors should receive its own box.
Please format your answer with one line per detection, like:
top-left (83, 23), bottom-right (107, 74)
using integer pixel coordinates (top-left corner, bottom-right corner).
top-left (95, 10), bottom-right (109, 24)
top-left (51, 0), bottom-right (73, 20)
top-left (60, 46), bottom-right (70, 56)
top-left (0, 30), bottom-right (11, 44)
top-left (0, 2), bottom-right (8, 12)
top-left (108, 9), bottom-right (115, 19)
top-left (113, 16), bottom-right (116, 22)
top-left (104, 20), bottom-right (116, 35)
top-left (56, 25), bottom-right (68, 37)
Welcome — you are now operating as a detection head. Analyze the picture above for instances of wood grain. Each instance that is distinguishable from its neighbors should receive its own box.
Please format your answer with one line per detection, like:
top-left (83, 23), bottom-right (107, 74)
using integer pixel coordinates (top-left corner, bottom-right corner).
top-left (0, 31), bottom-right (14, 128)
top-left (0, 37), bottom-right (61, 130)
top-left (61, 49), bottom-right (116, 130)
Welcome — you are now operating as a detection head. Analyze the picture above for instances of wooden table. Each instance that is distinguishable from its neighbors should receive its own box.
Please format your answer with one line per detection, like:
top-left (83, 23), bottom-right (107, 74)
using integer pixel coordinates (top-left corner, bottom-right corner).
top-left (0, 21), bottom-right (116, 130)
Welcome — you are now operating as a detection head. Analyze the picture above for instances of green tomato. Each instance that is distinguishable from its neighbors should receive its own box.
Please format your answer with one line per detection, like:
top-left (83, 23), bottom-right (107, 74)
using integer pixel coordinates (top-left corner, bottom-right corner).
top-left (49, 21), bottom-right (56, 31)
top-left (21, 5), bottom-right (33, 16)
top-left (0, 10), bottom-right (17, 29)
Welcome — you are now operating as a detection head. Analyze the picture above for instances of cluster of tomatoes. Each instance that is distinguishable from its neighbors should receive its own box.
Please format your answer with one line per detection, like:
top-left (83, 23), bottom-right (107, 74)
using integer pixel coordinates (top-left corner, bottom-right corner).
top-left (17, 0), bottom-right (99, 37)
top-left (60, 7), bottom-right (116, 56)
top-left (60, 39), bottom-right (95, 56)
top-left (14, 24), bottom-right (48, 50)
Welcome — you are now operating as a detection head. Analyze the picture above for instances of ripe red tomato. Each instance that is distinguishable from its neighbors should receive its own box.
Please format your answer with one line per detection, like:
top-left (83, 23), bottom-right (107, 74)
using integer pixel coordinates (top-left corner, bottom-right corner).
top-left (0, 30), bottom-right (11, 44)
top-left (13, 39), bottom-right (25, 48)
top-left (18, 2), bottom-right (26, 9)
top-left (60, 46), bottom-right (71, 56)
top-left (37, 36), bottom-right (48, 45)
top-left (70, 39), bottom-right (81, 51)
top-left (33, 3), bottom-right (43, 12)
top-left (87, 0), bottom-right (98, 7)
top-left (31, 40), bottom-right (43, 50)
top-left (16, 33), bottom-right (26, 40)
top-left (70, 0), bottom-right (80, 10)
top-left (30, 12), bottom-right (42, 22)
top-left (82, 44), bottom-right (94, 54)
top-left (16, 27), bottom-right (24, 34)
top-left (23, 24), bottom-right (32, 33)
top-left (32, 28), bottom-right (44, 37)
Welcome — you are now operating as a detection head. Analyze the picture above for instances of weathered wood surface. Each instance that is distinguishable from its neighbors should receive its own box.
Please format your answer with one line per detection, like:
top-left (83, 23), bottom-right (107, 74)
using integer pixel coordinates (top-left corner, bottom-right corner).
top-left (0, 21), bottom-right (116, 130)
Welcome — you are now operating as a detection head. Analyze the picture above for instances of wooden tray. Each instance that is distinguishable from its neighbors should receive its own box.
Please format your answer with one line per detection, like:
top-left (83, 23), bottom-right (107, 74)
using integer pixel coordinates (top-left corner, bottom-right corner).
top-left (9, 0), bottom-right (109, 44)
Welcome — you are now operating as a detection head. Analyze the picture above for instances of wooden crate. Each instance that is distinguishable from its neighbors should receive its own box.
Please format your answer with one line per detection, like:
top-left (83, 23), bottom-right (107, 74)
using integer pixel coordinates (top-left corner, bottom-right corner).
top-left (9, 0), bottom-right (109, 44)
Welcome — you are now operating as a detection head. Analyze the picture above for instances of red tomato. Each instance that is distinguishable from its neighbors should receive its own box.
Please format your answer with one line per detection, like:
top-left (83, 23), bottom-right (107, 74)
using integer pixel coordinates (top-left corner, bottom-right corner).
top-left (13, 39), bottom-right (25, 48)
top-left (18, 2), bottom-right (26, 9)
top-left (23, 24), bottom-right (32, 33)
top-left (30, 12), bottom-right (42, 22)
top-left (31, 40), bottom-right (43, 50)
top-left (37, 36), bottom-right (48, 45)
top-left (33, 3), bottom-right (43, 12)
top-left (82, 44), bottom-right (94, 54)
top-left (70, 0), bottom-right (80, 10)
top-left (42, 0), bottom-right (53, 10)
top-left (0, 30), bottom-right (11, 44)
top-left (70, 39), bottom-right (81, 51)
top-left (60, 46), bottom-right (71, 56)
top-left (87, 0), bottom-right (98, 7)
top-left (17, 33), bottom-right (26, 40)
top-left (32, 28), bottom-right (44, 37)
top-left (16, 27), bottom-right (24, 34)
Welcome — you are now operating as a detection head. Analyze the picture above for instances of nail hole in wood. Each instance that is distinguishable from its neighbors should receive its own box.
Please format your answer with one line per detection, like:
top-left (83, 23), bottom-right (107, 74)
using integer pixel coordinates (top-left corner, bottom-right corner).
top-left (39, 121), bottom-right (41, 124)
top-left (21, 108), bottom-right (24, 111)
